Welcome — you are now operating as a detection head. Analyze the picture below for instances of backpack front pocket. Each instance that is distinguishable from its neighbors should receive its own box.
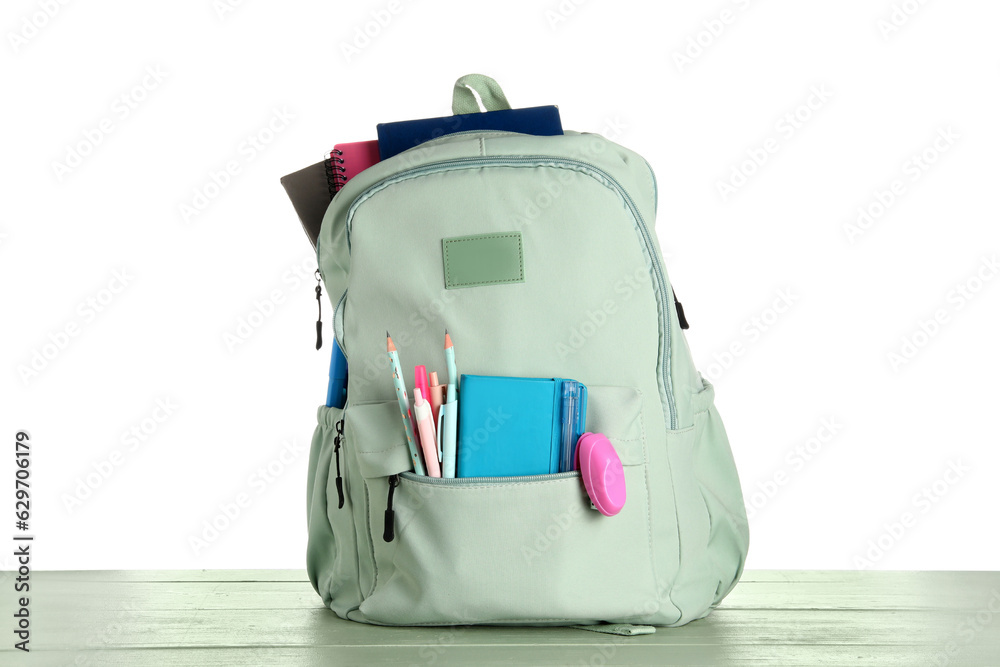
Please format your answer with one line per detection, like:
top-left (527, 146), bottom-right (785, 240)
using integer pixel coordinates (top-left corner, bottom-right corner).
top-left (354, 385), bottom-right (667, 626)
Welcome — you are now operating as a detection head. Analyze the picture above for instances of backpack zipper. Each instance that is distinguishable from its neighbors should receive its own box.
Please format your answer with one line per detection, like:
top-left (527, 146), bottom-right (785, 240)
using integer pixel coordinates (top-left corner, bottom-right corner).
top-left (314, 269), bottom-right (323, 350)
top-left (672, 288), bottom-right (690, 330)
top-left (337, 155), bottom-right (678, 429)
top-left (399, 470), bottom-right (579, 486)
top-left (383, 474), bottom-right (400, 542)
top-left (333, 417), bottom-right (345, 509)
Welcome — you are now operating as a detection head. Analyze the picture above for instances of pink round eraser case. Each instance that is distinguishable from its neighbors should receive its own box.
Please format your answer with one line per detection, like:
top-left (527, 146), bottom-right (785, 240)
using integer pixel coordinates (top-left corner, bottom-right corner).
top-left (574, 432), bottom-right (626, 516)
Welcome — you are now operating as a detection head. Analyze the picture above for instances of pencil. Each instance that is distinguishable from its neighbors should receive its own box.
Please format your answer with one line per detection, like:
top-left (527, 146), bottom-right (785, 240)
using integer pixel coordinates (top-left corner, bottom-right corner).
top-left (387, 333), bottom-right (426, 476)
top-left (444, 330), bottom-right (457, 392)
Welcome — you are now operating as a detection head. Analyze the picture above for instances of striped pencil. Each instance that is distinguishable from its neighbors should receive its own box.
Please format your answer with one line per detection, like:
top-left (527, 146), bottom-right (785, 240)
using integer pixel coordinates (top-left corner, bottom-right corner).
top-left (387, 333), bottom-right (426, 476)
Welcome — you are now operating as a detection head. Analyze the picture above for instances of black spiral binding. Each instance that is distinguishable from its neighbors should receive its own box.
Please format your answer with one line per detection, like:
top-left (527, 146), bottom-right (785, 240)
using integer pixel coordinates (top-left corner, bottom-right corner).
top-left (325, 148), bottom-right (347, 198)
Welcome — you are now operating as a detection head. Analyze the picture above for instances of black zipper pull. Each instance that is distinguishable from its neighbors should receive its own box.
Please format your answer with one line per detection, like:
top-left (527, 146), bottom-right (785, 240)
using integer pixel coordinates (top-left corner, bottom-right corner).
top-left (315, 269), bottom-right (323, 350)
top-left (333, 418), bottom-right (345, 509)
top-left (672, 288), bottom-right (690, 330)
top-left (383, 474), bottom-right (400, 542)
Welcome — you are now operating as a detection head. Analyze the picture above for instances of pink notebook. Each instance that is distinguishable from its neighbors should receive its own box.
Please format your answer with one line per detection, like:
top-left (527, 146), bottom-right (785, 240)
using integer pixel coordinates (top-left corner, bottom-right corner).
top-left (326, 140), bottom-right (380, 194)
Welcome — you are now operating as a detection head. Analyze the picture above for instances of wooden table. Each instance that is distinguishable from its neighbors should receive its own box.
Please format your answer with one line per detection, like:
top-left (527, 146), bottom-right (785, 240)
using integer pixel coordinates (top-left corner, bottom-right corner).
top-left (3, 570), bottom-right (998, 665)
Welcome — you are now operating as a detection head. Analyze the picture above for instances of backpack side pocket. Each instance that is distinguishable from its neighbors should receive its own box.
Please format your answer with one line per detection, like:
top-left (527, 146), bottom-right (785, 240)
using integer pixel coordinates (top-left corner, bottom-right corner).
top-left (306, 404), bottom-right (362, 618)
top-left (663, 379), bottom-right (749, 623)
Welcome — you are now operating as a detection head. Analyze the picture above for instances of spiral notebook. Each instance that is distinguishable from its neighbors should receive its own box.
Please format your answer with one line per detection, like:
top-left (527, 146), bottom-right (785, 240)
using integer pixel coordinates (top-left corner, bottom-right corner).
top-left (326, 140), bottom-right (380, 194)
top-left (280, 140), bottom-right (380, 249)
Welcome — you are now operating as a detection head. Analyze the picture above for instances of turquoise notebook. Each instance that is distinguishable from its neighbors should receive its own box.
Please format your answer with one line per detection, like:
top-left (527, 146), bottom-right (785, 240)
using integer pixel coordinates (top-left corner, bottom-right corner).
top-left (456, 375), bottom-right (586, 477)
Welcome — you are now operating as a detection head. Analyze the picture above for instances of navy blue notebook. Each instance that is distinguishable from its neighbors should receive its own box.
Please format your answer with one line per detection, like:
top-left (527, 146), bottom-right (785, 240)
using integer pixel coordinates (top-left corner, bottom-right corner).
top-left (376, 105), bottom-right (563, 161)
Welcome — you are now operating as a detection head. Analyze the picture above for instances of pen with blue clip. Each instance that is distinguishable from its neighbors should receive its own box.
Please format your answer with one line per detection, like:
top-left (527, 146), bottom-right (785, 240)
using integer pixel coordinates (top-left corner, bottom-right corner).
top-left (559, 381), bottom-right (577, 473)
top-left (559, 380), bottom-right (586, 472)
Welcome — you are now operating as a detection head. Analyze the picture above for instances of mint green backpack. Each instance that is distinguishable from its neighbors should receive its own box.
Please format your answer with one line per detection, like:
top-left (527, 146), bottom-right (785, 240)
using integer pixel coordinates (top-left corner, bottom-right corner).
top-left (306, 74), bottom-right (749, 629)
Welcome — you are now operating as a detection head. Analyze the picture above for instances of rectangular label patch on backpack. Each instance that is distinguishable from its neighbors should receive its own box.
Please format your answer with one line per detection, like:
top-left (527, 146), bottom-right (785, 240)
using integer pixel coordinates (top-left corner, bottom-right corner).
top-left (442, 232), bottom-right (524, 289)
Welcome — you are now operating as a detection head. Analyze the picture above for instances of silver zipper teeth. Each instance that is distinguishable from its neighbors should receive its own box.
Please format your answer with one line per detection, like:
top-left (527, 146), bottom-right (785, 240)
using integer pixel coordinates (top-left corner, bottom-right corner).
top-left (400, 471), bottom-right (580, 486)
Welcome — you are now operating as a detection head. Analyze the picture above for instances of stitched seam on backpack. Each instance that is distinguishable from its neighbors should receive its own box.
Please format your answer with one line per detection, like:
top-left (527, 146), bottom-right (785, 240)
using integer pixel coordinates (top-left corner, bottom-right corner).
top-left (662, 424), bottom-right (685, 623)
top-left (363, 480), bottom-right (378, 599)
top-left (637, 390), bottom-right (661, 622)
top-left (356, 442), bottom-right (409, 455)
top-left (444, 234), bottom-right (524, 287)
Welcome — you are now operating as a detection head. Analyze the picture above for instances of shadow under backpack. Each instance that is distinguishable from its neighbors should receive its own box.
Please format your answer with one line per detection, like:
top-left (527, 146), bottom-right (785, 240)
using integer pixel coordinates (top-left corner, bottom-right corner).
top-left (305, 74), bottom-right (749, 631)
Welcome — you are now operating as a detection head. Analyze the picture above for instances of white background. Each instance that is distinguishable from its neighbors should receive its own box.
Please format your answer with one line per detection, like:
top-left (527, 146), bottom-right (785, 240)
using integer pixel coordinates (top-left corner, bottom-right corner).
top-left (1, 0), bottom-right (998, 572)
